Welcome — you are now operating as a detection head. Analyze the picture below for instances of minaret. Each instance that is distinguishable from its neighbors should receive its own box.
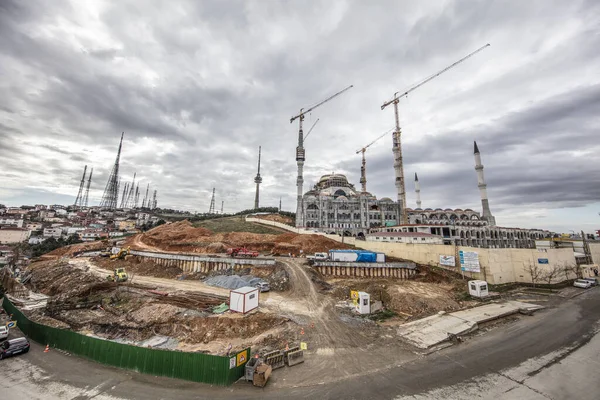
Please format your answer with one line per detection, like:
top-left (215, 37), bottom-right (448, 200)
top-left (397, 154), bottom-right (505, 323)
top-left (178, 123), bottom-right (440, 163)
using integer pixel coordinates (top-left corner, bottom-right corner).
top-left (474, 141), bottom-right (496, 226)
top-left (254, 146), bottom-right (262, 209)
top-left (83, 168), bottom-right (93, 207)
top-left (414, 173), bottom-right (422, 209)
top-left (279, 197), bottom-right (282, 212)
top-left (74, 165), bottom-right (88, 207)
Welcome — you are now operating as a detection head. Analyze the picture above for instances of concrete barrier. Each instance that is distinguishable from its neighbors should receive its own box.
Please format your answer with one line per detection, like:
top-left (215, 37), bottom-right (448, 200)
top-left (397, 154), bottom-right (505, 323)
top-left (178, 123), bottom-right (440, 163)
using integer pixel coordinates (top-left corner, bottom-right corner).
top-left (283, 346), bottom-right (304, 367)
top-left (313, 262), bottom-right (417, 279)
top-left (263, 350), bottom-right (285, 370)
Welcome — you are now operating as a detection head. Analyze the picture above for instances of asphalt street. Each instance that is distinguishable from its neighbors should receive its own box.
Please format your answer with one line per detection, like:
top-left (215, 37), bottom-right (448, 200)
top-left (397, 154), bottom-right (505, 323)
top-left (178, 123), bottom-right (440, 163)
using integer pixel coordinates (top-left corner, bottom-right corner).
top-left (1, 288), bottom-right (599, 399)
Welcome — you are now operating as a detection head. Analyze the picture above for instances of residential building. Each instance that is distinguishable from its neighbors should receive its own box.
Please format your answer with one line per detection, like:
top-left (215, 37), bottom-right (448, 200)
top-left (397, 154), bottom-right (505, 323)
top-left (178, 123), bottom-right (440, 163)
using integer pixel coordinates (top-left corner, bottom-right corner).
top-left (25, 222), bottom-right (43, 231)
top-left (43, 227), bottom-right (63, 238)
top-left (0, 227), bottom-right (31, 244)
top-left (0, 217), bottom-right (24, 228)
top-left (117, 220), bottom-right (137, 230)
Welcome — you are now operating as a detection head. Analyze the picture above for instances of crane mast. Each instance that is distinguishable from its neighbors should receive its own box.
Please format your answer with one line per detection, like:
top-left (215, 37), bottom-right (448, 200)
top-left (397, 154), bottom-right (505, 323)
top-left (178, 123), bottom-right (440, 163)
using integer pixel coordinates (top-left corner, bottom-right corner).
top-left (355, 128), bottom-right (394, 193)
top-left (290, 85), bottom-right (354, 228)
top-left (381, 44), bottom-right (490, 225)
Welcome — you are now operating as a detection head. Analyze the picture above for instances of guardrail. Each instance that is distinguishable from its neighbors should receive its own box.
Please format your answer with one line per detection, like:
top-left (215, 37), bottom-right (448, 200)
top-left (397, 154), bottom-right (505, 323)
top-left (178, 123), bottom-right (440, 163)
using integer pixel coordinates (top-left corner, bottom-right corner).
top-left (2, 297), bottom-right (249, 386)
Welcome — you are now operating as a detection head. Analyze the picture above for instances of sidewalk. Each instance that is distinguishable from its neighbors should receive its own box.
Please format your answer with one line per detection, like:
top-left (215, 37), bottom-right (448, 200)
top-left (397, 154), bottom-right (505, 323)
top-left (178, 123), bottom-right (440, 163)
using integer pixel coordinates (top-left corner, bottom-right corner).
top-left (397, 300), bottom-right (544, 349)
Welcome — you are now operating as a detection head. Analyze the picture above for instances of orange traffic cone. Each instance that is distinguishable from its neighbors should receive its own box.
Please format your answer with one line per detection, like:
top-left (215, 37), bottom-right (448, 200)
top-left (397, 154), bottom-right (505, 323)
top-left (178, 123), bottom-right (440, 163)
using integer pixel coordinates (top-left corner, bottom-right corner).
top-left (44, 344), bottom-right (50, 353)
top-left (300, 328), bottom-right (305, 335)
top-left (254, 353), bottom-right (259, 359)
top-left (310, 322), bottom-right (315, 328)
top-left (285, 343), bottom-right (289, 351)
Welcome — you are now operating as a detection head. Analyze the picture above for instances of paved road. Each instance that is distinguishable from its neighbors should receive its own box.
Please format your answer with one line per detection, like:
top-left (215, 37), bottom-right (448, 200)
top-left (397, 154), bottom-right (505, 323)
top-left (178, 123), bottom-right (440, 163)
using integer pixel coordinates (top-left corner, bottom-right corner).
top-left (2, 288), bottom-right (599, 399)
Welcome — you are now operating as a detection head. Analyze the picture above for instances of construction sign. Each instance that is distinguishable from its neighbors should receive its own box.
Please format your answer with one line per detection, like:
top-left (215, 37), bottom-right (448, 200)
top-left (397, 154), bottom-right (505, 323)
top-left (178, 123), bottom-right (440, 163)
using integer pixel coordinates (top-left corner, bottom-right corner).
top-left (300, 342), bottom-right (307, 350)
top-left (6, 321), bottom-right (16, 329)
top-left (350, 290), bottom-right (359, 305)
top-left (236, 349), bottom-right (248, 367)
top-left (229, 357), bottom-right (236, 369)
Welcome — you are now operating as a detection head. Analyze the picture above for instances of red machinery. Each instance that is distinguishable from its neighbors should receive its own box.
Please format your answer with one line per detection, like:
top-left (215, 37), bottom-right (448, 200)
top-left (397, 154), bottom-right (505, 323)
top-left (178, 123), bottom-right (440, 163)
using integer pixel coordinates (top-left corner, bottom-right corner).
top-left (227, 247), bottom-right (259, 258)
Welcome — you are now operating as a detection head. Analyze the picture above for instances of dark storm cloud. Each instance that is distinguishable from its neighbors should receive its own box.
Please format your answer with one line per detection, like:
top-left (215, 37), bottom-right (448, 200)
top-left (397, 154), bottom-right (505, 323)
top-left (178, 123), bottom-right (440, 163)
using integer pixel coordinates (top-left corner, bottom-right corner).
top-left (0, 0), bottom-right (598, 230)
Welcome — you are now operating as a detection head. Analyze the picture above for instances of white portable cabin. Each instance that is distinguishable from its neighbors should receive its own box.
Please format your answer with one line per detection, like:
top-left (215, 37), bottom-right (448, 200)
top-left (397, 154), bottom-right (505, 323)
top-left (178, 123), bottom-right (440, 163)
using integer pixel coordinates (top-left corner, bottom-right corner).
top-left (468, 280), bottom-right (489, 298)
top-left (376, 253), bottom-right (385, 263)
top-left (229, 286), bottom-right (259, 314)
top-left (355, 292), bottom-right (370, 314)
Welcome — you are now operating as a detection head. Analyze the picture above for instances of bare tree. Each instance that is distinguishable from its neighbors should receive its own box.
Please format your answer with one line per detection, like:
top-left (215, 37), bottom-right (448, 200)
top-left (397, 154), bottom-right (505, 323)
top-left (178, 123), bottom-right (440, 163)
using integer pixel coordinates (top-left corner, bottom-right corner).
top-left (561, 262), bottom-right (573, 282)
top-left (566, 263), bottom-right (583, 280)
top-left (523, 262), bottom-right (544, 287)
top-left (542, 264), bottom-right (563, 285)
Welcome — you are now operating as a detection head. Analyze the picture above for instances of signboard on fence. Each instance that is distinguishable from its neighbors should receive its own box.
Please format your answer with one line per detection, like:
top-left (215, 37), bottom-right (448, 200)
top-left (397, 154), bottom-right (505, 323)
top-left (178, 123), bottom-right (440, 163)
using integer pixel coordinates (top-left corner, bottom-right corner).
top-left (229, 357), bottom-right (236, 369)
top-left (6, 321), bottom-right (16, 328)
top-left (236, 349), bottom-right (248, 367)
top-left (440, 255), bottom-right (456, 267)
top-left (459, 251), bottom-right (480, 272)
top-left (538, 258), bottom-right (549, 264)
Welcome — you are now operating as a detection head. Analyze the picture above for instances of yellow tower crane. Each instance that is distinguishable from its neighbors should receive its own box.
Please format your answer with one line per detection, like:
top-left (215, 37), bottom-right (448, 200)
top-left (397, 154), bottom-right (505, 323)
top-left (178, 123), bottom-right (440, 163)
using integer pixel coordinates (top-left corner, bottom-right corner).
top-left (381, 44), bottom-right (490, 225)
top-left (355, 127), bottom-right (395, 193)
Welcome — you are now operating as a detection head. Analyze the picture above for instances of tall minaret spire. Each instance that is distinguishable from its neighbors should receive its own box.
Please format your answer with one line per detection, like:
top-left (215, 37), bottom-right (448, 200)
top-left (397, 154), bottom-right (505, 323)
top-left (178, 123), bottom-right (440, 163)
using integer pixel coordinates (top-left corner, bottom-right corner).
top-left (474, 141), bottom-right (496, 226)
top-left (254, 146), bottom-right (263, 209)
top-left (414, 173), bottom-right (422, 209)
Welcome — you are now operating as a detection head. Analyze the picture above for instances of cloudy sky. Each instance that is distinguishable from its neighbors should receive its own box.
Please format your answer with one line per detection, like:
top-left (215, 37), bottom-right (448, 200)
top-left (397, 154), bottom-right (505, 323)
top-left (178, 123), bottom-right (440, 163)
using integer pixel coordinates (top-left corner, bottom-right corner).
top-left (1, 0), bottom-right (599, 233)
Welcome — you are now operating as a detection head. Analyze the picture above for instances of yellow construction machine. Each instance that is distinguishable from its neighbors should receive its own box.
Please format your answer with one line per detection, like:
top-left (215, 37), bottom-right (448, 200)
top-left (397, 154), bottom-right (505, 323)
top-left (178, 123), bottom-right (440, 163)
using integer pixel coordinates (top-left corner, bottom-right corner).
top-left (110, 246), bottom-right (130, 260)
top-left (107, 268), bottom-right (128, 282)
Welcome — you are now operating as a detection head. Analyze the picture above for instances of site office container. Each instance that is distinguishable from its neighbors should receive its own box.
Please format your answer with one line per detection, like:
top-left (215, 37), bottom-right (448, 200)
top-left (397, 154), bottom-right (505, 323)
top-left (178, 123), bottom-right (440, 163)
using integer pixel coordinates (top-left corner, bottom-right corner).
top-left (229, 286), bottom-right (259, 314)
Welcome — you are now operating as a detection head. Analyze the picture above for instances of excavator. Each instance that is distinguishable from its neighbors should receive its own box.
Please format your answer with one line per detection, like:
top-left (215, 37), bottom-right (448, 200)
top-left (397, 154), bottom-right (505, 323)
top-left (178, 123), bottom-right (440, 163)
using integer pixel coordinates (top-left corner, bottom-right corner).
top-left (110, 246), bottom-right (130, 260)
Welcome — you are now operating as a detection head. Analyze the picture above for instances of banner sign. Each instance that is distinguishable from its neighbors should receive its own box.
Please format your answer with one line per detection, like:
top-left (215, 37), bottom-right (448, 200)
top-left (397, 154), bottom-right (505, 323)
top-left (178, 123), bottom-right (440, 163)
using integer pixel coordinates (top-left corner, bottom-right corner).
top-left (537, 258), bottom-right (549, 264)
top-left (459, 251), bottom-right (480, 272)
top-left (440, 255), bottom-right (456, 267)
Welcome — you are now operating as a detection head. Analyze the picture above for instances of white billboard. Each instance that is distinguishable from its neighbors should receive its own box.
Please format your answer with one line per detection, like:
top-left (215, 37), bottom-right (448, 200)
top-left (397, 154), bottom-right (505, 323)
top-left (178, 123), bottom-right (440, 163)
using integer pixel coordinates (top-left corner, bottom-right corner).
top-left (459, 250), bottom-right (480, 272)
top-left (439, 255), bottom-right (456, 267)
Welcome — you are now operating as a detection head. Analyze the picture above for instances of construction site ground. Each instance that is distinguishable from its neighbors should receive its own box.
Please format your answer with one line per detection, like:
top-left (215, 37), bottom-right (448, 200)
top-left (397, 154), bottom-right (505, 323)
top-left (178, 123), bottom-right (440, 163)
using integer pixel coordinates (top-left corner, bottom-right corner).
top-left (11, 218), bottom-right (533, 388)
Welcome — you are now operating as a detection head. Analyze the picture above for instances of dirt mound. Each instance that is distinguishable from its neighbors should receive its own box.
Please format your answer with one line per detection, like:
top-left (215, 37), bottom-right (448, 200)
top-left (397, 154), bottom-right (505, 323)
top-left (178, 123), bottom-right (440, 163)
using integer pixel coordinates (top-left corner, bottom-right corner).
top-left (329, 279), bottom-right (462, 320)
top-left (255, 214), bottom-right (294, 225)
top-left (26, 260), bottom-right (104, 297)
top-left (140, 220), bottom-right (213, 248)
top-left (44, 241), bottom-right (108, 258)
top-left (127, 219), bottom-right (352, 256)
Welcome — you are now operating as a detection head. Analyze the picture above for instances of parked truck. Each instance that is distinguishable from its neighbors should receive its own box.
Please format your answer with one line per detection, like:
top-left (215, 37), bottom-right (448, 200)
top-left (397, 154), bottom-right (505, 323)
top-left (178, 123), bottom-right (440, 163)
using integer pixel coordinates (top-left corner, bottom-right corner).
top-left (227, 247), bottom-right (259, 258)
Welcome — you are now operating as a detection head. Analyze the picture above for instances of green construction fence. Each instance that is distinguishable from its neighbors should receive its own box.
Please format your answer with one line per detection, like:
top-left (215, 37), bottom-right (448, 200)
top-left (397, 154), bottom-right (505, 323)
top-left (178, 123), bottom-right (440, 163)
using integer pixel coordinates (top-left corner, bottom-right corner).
top-left (2, 297), bottom-right (249, 386)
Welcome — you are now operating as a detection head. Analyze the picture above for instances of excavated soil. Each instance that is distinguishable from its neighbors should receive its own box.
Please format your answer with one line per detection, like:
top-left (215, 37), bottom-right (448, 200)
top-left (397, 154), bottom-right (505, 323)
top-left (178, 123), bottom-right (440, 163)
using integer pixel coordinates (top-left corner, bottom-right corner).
top-left (329, 278), bottom-right (464, 320)
top-left (19, 259), bottom-right (294, 354)
top-left (126, 220), bottom-right (353, 255)
top-left (43, 241), bottom-right (108, 258)
top-left (254, 214), bottom-right (294, 225)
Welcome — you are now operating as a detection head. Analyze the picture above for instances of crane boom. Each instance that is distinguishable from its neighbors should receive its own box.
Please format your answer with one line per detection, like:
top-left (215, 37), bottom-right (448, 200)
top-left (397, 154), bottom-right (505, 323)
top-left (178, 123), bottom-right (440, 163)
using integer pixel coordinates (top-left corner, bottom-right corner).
top-left (381, 44), bottom-right (490, 110)
top-left (291, 85), bottom-right (354, 123)
top-left (356, 127), bottom-right (395, 154)
top-left (381, 43), bottom-right (490, 225)
top-left (303, 118), bottom-right (320, 141)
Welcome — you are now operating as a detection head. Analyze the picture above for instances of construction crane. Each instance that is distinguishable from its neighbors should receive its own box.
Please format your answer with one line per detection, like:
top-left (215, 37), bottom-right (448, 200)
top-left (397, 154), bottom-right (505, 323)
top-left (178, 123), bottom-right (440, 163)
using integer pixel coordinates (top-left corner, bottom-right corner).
top-left (290, 85), bottom-right (354, 228)
top-left (303, 118), bottom-right (320, 142)
top-left (381, 44), bottom-right (490, 225)
top-left (355, 127), bottom-right (395, 193)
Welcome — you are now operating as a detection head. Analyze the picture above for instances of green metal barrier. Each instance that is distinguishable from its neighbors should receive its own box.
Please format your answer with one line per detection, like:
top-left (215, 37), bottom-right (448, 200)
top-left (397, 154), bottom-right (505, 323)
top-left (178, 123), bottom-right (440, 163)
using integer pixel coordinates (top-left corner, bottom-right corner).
top-left (2, 297), bottom-right (248, 386)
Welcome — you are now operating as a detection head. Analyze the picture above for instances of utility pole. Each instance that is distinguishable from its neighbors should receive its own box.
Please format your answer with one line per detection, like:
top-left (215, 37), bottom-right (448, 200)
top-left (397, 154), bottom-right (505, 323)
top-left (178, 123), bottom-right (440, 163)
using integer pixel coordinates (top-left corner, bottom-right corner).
top-left (83, 168), bottom-right (93, 208)
top-left (221, 200), bottom-right (224, 214)
top-left (74, 165), bottom-right (87, 207)
top-left (208, 188), bottom-right (216, 214)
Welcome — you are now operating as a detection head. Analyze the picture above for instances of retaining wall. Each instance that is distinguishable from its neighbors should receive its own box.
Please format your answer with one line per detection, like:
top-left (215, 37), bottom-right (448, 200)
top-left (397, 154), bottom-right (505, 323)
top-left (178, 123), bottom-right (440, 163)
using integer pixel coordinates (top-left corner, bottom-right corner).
top-left (128, 249), bottom-right (275, 274)
top-left (313, 263), bottom-right (416, 279)
top-left (2, 296), bottom-right (249, 386)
